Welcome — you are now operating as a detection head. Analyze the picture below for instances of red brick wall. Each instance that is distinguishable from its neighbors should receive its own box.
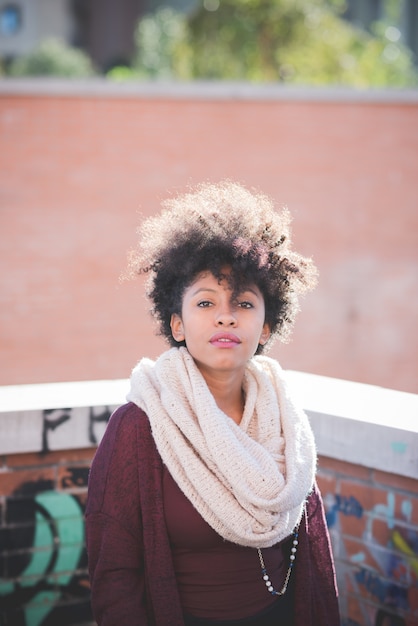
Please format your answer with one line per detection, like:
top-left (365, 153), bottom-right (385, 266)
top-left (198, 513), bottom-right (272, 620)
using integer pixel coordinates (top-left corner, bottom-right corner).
top-left (1, 87), bottom-right (417, 392)
top-left (1, 447), bottom-right (416, 625)
top-left (317, 456), bottom-right (418, 626)
top-left (0, 448), bottom-right (93, 624)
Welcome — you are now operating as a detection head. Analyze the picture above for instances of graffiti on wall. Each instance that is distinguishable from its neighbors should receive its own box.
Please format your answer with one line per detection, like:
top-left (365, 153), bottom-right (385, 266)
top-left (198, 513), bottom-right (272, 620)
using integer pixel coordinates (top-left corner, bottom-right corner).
top-left (0, 474), bottom-right (92, 625)
top-left (325, 488), bottom-right (418, 626)
top-left (0, 403), bottom-right (116, 456)
top-left (42, 405), bottom-right (112, 454)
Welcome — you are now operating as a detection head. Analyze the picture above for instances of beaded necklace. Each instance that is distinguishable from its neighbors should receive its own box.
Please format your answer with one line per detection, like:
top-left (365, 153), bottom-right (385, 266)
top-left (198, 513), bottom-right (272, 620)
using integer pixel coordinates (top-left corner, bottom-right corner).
top-left (257, 525), bottom-right (299, 596)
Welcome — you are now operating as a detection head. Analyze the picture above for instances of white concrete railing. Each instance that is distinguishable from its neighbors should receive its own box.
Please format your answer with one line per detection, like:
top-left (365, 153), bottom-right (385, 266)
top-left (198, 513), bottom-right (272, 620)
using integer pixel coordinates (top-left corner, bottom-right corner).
top-left (0, 372), bottom-right (417, 480)
top-left (1, 78), bottom-right (418, 104)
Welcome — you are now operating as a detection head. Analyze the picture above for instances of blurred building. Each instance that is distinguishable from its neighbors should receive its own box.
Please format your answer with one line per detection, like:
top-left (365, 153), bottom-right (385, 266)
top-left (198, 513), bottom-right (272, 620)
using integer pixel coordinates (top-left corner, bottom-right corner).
top-left (0, 0), bottom-right (147, 72)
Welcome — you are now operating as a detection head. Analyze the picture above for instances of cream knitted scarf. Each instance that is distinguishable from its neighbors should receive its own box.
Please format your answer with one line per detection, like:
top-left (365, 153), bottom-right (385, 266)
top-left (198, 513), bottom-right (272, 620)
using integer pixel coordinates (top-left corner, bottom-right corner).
top-left (127, 347), bottom-right (316, 548)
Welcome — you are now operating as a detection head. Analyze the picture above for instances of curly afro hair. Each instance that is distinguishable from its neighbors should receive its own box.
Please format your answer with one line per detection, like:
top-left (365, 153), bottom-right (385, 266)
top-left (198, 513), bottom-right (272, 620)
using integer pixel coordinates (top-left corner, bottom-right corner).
top-left (127, 180), bottom-right (318, 353)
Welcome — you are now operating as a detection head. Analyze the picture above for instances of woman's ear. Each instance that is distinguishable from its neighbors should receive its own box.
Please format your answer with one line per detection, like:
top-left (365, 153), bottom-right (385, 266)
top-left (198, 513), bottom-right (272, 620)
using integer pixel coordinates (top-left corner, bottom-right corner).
top-left (259, 323), bottom-right (271, 346)
top-left (170, 313), bottom-right (185, 342)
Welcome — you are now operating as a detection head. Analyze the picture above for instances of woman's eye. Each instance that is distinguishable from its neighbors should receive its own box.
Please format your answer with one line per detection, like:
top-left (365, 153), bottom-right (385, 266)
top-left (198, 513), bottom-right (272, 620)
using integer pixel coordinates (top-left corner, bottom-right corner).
top-left (238, 301), bottom-right (254, 309)
top-left (197, 300), bottom-right (212, 307)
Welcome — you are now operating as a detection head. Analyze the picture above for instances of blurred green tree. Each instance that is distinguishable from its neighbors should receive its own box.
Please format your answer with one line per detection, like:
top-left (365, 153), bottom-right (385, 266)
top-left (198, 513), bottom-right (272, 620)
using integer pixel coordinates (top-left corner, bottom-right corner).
top-left (7, 38), bottom-right (95, 77)
top-left (130, 0), bottom-right (417, 86)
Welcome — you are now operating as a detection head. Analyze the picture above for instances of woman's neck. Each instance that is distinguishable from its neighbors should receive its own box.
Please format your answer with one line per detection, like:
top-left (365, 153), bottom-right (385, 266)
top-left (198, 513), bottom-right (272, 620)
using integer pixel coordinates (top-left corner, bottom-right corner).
top-left (204, 374), bottom-right (245, 425)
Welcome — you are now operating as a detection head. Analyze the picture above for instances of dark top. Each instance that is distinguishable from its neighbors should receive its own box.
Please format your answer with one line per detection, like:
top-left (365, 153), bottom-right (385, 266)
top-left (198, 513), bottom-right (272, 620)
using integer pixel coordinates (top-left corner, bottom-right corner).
top-left (163, 465), bottom-right (288, 619)
top-left (85, 402), bottom-right (341, 626)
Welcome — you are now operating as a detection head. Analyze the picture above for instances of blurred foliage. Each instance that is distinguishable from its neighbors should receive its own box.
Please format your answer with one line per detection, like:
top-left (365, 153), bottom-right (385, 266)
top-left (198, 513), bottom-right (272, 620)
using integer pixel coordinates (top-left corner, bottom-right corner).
top-left (123, 0), bottom-right (417, 87)
top-left (7, 38), bottom-right (96, 77)
top-left (106, 65), bottom-right (141, 81)
top-left (136, 7), bottom-right (189, 78)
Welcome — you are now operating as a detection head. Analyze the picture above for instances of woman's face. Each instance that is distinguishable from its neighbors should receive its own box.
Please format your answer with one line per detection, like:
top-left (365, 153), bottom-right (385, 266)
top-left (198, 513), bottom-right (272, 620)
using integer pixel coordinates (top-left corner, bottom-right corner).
top-left (170, 270), bottom-right (270, 383)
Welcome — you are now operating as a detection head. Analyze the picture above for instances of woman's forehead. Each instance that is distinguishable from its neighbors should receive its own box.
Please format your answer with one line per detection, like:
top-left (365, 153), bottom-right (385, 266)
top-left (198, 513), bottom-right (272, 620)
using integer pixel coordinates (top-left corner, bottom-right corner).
top-left (186, 269), bottom-right (262, 296)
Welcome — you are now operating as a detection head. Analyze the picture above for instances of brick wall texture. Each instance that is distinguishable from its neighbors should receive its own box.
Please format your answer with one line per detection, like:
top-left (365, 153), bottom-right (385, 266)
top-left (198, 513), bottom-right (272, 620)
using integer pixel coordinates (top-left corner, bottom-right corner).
top-left (0, 89), bottom-right (417, 393)
top-left (1, 448), bottom-right (417, 625)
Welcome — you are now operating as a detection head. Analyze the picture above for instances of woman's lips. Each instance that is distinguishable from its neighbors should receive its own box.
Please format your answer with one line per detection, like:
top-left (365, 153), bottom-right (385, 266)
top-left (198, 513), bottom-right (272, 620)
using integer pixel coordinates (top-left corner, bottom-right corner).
top-left (210, 333), bottom-right (241, 347)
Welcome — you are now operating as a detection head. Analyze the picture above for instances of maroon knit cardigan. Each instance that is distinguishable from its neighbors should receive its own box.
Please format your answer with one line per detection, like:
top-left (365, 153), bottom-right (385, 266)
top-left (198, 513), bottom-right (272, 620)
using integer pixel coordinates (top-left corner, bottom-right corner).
top-left (85, 402), bottom-right (341, 626)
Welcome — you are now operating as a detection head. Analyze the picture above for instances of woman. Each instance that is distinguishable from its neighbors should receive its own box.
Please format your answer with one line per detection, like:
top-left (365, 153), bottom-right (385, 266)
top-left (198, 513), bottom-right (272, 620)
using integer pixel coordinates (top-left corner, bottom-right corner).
top-left (85, 181), bottom-right (340, 625)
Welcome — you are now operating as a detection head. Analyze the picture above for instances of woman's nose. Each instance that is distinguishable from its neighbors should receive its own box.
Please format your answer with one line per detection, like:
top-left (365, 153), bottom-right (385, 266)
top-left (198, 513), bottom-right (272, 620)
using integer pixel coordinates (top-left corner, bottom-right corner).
top-left (215, 304), bottom-right (237, 326)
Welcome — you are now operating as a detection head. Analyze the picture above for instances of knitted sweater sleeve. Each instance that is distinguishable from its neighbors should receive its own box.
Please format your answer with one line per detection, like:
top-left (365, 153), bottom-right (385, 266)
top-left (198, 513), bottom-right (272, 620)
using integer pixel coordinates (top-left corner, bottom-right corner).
top-left (294, 483), bottom-right (341, 626)
top-left (85, 404), bottom-right (148, 625)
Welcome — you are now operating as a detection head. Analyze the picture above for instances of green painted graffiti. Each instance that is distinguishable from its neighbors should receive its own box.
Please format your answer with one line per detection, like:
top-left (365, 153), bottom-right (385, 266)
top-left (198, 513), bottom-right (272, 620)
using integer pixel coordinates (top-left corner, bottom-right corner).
top-left (0, 489), bottom-right (85, 626)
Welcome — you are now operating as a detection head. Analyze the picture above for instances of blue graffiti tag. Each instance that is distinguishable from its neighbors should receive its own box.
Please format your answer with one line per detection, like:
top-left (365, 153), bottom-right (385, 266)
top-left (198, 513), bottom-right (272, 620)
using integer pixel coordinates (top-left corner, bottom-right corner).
top-left (326, 494), bottom-right (363, 528)
top-left (354, 568), bottom-right (409, 611)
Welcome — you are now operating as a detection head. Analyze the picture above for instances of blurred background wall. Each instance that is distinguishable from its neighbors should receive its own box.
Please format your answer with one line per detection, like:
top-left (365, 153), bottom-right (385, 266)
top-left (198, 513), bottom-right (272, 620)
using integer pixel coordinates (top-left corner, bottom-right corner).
top-left (1, 83), bottom-right (417, 393)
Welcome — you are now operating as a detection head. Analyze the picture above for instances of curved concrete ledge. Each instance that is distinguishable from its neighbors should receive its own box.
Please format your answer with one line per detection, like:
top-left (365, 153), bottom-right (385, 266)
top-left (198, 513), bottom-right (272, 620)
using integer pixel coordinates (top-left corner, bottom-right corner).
top-left (0, 372), bottom-right (417, 479)
top-left (0, 77), bottom-right (418, 103)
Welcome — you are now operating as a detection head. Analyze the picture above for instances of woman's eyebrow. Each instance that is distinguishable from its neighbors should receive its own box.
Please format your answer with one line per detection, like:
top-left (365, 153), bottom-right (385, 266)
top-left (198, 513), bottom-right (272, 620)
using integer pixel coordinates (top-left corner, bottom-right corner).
top-left (190, 287), bottom-right (217, 297)
top-left (189, 286), bottom-right (260, 297)
top-left (241, 287), bottom-right (261, 297)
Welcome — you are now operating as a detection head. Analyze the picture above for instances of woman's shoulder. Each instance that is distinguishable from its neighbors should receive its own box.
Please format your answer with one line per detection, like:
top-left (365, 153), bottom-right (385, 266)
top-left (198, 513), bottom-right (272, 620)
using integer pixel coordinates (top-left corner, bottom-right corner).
top-left (110, 400), bottom-right (147, 422)
top-left (100, 401), bottom-right (154, 445)
top-left (107, 401), bottom-right (148, 434)
top-left (86, 403), bottom-right (151, 516)
top-left (90, 403), bottom-right (150, 475)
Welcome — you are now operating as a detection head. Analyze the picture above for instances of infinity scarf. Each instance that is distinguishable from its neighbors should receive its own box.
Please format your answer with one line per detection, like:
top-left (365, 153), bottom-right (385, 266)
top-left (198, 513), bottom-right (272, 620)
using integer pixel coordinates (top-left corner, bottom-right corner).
top-left (127, 347), bottom-right (316, 548)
